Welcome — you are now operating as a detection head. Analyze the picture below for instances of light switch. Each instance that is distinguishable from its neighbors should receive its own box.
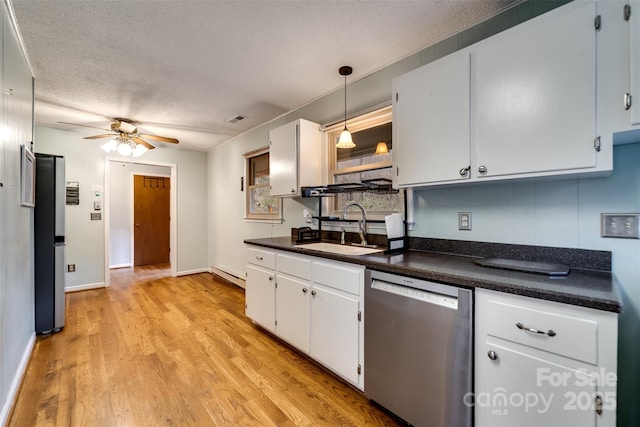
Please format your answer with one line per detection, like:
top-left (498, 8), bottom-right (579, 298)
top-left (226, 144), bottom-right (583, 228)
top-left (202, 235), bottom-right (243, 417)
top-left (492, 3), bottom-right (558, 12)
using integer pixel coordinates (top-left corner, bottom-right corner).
top-left (601, 213), bottom-right (639, 239)
top-left (94, 200), bottom-right (102, 211)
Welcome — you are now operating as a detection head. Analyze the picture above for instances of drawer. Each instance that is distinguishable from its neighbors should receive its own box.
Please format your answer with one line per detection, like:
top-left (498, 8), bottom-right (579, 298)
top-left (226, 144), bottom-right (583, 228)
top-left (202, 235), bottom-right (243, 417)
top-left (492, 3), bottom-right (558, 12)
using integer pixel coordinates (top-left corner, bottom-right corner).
top-left (312, 260), bottom-right (363, 295)
top-left (277, 252), bottom-right (311, 280)
top-left (246, 246), bottom-right (275, 270)
top-left (480, 290), bottom-right (598, 365)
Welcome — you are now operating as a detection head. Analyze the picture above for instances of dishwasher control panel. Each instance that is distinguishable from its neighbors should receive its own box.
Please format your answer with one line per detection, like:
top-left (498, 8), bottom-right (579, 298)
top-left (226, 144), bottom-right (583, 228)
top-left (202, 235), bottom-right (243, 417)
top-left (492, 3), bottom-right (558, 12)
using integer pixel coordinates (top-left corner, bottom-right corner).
top-left (372, 279), bottom-right (458, 309)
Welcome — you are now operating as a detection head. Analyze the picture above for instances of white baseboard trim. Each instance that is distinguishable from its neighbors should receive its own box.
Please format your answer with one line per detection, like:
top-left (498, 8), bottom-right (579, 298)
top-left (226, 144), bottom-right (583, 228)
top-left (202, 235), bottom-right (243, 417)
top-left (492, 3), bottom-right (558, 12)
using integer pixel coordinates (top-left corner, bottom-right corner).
top-left (0, 332), bottom-right (35, 427)
top-left (211, 267), bottom-right (245, 289)
top-left (176, 268), bottom-right (211, 277)
top-left (65, 282), bottom-right (106, 293)
top-left (109, 263), bottom-right (131, 269)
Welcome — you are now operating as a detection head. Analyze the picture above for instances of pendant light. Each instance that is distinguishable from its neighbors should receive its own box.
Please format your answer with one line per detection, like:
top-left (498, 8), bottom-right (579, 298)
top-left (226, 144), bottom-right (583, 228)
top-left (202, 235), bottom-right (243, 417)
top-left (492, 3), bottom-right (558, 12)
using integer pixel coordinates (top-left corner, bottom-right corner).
top-left (336, 66), bottom-right (356, 149)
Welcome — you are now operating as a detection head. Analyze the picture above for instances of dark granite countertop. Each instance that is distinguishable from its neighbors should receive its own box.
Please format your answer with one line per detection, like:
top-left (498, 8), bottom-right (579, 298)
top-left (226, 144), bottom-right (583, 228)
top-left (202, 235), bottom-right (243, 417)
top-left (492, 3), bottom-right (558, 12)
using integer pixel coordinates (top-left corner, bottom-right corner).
top-left (244, 236), bottom-right (622, 313)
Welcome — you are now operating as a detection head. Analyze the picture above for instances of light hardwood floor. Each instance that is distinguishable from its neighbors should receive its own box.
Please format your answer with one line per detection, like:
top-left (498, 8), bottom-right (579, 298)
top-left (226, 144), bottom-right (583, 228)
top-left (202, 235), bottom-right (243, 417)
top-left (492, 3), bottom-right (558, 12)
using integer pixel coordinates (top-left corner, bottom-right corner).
top-left (9, 265), bottom-right (403, 426)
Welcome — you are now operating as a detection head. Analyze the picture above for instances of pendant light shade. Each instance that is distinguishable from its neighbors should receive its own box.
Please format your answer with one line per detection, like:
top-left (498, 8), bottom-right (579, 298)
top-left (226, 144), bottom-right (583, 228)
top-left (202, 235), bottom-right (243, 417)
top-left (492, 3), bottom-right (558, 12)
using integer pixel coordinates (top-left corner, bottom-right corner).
top-left (375, 142), bottom-right (389, 154)
top-left (336, 66), bottom-right (355, 149)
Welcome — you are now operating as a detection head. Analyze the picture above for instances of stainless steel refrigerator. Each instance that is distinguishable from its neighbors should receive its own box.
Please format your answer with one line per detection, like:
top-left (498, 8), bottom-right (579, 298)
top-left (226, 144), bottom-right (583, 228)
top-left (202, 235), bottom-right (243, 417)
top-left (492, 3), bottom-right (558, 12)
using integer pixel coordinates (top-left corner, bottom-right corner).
top-left (34, 153), bottom-right (65, 334)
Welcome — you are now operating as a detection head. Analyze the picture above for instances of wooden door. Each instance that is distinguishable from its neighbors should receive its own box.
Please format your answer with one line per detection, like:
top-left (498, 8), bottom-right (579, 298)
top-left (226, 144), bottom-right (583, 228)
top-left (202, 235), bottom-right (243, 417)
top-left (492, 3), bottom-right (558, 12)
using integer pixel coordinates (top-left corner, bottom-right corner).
top-left (134, 175), bottom-right (170, 266)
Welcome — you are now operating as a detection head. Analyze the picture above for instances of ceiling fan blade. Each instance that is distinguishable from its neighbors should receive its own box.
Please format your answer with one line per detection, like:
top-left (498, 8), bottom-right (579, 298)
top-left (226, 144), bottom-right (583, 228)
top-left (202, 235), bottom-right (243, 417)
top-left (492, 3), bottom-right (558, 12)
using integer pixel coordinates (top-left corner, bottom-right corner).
top-left (132, 137), bottom-right (155, 150)
top-left (83, 134), bottom-right (118, 139)
top-left (138, 134), bottom-right (179, 144)
top-left (58, 121), bottom-right (112, 132)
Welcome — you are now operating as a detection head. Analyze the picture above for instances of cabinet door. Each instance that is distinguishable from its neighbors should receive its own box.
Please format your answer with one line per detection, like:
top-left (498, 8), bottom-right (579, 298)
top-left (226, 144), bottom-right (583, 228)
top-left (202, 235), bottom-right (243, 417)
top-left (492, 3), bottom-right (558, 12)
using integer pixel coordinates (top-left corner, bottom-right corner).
top-left (309, 286), bottom-right (360, 385)
top-left (393, 52), bottom-right (471, 186)
top-left (245, 264), bottom-right (275, 332)
top-left (473, 2), bottom-right (597, 178)
top-left (630, 0), bottom-right (640, 125)
top-left (269, 120), bottom-right (298, 196)
top-left (476, 340), bottom-right (598, 427)
top-left (275, 274), bottom-right (310, 352)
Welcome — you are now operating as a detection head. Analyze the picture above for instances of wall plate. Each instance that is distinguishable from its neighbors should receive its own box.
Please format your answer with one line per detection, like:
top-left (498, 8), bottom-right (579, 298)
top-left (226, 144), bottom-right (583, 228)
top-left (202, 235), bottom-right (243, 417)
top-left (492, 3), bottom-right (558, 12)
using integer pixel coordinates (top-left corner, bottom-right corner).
top-left (601, 213), bottom-right (639, 239)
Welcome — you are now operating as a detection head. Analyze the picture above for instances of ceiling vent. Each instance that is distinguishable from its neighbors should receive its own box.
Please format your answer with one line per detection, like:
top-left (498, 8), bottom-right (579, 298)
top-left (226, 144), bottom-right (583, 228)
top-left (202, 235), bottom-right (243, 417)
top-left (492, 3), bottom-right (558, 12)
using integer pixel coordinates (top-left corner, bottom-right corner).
top-left (225, 114), bottom-right (247, 124)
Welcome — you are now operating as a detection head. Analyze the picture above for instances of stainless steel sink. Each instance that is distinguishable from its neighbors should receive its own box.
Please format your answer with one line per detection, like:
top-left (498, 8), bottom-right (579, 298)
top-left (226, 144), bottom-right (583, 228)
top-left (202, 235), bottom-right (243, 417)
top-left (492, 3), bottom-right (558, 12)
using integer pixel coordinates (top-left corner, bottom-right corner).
top-left (296, 242), bottom-right (383, 256)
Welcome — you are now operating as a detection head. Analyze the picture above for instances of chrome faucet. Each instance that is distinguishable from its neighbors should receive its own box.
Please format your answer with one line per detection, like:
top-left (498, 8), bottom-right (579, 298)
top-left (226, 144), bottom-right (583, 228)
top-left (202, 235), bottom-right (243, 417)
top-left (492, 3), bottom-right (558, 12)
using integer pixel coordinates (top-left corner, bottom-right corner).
top-left (341, 201), bottom-right (367, 246)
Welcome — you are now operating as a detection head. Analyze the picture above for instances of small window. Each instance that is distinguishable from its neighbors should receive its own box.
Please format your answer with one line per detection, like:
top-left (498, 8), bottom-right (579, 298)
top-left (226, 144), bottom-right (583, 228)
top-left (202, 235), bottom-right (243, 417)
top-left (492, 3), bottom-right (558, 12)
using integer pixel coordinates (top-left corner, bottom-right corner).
top-left (327, 105), bottom-right (403, 219)
top-left (244, 147), bottom-right (282, 221)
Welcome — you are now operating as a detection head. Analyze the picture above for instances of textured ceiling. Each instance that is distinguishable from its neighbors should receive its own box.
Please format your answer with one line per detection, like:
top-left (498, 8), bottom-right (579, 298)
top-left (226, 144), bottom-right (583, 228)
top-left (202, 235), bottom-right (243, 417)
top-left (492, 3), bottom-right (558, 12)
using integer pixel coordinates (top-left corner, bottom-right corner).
top-left (10, 0), bottom-right (517, 152)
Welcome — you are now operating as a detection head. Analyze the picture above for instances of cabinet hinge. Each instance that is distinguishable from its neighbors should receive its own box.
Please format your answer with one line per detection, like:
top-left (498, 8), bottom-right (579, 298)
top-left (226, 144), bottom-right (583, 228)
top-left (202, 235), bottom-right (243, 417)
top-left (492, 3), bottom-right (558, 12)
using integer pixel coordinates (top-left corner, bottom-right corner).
top-left (357, 364), bottom-right (361, 375)
top-left (395, 92), bottom-right (399, 102)
top-left (396, 166), bottom-right (399, 177)
top-left (594, 136), bottom-right (601, 152)
top-left (625, 4), bottom-right (631, 22)
top-left (275, 320), bottom-right (277, 326)
top-left (594, 14), bottom-right (601, 31)
top-left (357, 311), bottom-right (362, 321)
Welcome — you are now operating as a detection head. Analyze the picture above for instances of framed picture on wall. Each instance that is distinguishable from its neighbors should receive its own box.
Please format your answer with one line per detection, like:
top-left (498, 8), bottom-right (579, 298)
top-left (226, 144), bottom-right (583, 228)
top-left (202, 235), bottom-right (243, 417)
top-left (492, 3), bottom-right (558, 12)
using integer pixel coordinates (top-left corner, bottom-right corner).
top-left (20, 144), bottom-right (35, 207)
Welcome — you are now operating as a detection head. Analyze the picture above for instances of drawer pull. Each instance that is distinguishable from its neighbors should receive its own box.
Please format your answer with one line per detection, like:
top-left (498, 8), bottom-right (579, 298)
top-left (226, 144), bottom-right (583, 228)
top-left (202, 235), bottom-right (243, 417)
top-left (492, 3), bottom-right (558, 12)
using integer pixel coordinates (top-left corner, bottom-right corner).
top-left (487, 350), bottom-right (498, 361)
top-left (256, 256), bottom-right (263, 261)
top-left (516, 322), bottom-right (556, 337)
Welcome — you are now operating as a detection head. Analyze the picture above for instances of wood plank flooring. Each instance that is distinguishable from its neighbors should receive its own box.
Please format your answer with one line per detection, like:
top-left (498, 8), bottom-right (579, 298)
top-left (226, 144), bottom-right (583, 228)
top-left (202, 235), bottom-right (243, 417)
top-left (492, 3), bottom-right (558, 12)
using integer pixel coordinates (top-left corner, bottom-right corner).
top-left (9, 265), bottom-right (403, 426)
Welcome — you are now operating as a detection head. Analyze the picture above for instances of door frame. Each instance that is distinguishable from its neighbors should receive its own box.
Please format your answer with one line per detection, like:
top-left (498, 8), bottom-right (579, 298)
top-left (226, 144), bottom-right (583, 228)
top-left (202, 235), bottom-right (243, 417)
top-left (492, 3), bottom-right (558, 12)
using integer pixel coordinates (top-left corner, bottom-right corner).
top-left (104, 157), bottom-right (177, 287)
top-left (130, 172), bottom-right (171, 267)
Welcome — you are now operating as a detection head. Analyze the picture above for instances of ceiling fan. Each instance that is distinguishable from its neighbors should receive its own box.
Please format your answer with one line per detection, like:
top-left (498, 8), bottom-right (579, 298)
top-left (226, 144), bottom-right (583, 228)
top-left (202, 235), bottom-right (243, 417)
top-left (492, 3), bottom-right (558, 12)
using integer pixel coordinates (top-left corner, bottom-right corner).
top-left (59, 118), bottom-right (179, 156)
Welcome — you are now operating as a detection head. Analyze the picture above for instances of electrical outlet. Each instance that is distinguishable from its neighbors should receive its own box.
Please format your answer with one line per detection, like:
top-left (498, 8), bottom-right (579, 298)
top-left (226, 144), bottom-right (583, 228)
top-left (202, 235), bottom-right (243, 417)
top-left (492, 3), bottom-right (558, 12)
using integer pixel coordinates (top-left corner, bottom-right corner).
top-left (601, 213), bottom-right (640, 239)
top-left (458, 212), bottom-right (471, 230)
top-left (67, 264), bottom-right (76, 273)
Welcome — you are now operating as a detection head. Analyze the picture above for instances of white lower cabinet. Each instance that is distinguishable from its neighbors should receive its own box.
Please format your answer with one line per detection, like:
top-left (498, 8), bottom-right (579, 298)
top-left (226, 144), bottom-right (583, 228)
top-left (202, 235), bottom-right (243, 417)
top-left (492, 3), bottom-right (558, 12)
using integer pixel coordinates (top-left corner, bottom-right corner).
top-left (275, 274), bottom-right (310, 353)
top-left (245, 245), bottom-right (365, 389)
top-left (245, 264), bottom-right (275, 332)
top-left (309, 284), bottom-right (360, 385)
top-left (475, 288), bottom-right (618, 427)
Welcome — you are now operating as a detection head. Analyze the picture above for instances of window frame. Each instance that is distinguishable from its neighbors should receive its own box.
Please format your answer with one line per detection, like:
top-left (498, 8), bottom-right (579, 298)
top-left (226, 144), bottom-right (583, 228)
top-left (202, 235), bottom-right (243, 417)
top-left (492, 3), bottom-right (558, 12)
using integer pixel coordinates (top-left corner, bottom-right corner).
top-left (243, 146), bottom-right (283, 222)
top-left (325, 104), bottom-right (402, 220)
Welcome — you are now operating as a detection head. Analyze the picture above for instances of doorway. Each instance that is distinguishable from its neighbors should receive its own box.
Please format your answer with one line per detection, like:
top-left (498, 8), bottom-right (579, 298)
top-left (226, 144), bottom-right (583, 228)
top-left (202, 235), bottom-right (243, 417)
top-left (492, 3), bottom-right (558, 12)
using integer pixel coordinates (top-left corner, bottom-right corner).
top-left (104, 158), bottom-right (177, 287)
top-left (133, 175), bottom-right (170, 266)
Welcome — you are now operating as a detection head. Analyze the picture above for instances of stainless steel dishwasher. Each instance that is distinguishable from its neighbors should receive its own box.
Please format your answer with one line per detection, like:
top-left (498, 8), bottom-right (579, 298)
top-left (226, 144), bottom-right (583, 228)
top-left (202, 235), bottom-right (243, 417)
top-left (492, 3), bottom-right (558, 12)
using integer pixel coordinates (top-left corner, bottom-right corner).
top-left (364, 269), bottom-right (473, 427)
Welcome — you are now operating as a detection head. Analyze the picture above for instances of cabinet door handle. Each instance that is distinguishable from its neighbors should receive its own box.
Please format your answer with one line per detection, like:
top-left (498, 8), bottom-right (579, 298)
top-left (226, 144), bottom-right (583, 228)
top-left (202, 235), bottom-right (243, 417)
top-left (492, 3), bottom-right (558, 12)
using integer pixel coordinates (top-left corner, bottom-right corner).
top-left (302, 288), bottom-right (308, 293)
top-left (311, 290), bottom-right (316, 296)
top-left (459, 166), bottom-right (470, 177)
top-left (487, 350), bottom-right (498, 361)
top-left (594, 394), bottom-right (603, 415)
top-left (256, 256), bottom-right (263, 261)
top-left (478, 165), bottom-right (488, 174)
top-left (516, 322), bottom-right (556, 337)
top-left (268, 276), bottom-right (273, 281)
top-left (291, 188), bottom-right (296, 193)
top-left (624, 93), bottom-right (632, 111)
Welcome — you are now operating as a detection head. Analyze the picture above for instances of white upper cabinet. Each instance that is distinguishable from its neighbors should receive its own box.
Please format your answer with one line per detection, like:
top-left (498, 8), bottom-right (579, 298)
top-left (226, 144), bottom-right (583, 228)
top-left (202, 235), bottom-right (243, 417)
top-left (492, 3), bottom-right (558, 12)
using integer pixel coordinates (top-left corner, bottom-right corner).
top-left (393, 53), bottom-right (471, 186)
top-left (473, 1), bottom-right (597, 178)
top-left (269, 118), bottom-right (321, 197)
top-left (393, 1), bottom-right (618, 188)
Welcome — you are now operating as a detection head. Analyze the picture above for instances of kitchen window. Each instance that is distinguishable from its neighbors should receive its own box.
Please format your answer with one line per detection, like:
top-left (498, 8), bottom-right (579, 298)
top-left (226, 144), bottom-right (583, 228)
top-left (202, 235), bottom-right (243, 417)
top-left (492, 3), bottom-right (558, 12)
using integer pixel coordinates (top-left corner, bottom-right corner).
top-left (244, 147), bottom-right (282, 221)
top-left (327, 105), bottom-right (403, 219)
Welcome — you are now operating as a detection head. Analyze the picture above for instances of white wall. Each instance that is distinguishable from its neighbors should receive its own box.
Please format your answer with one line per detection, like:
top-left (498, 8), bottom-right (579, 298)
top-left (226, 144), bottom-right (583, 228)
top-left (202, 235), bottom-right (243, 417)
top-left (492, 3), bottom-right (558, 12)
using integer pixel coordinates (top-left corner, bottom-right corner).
top-left (0, 1), bottom-right (35, 423)
top-left (108, 162), bottom-right (170, 268)
top-left (35, 126), bottom-right (209, 286)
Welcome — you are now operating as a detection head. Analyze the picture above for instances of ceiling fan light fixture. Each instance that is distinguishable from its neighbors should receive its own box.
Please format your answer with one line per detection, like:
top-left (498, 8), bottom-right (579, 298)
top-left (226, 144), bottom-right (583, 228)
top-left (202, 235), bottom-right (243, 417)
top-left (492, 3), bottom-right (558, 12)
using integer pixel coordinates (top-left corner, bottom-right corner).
top-left (337, 65), bottom-right (355, 150)
top-left (117, 141), bottom-right (133, 156)
top-left (100, 139), bottom-right (118, 153)
top-left (132, 144), bottom-right (149, 157)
